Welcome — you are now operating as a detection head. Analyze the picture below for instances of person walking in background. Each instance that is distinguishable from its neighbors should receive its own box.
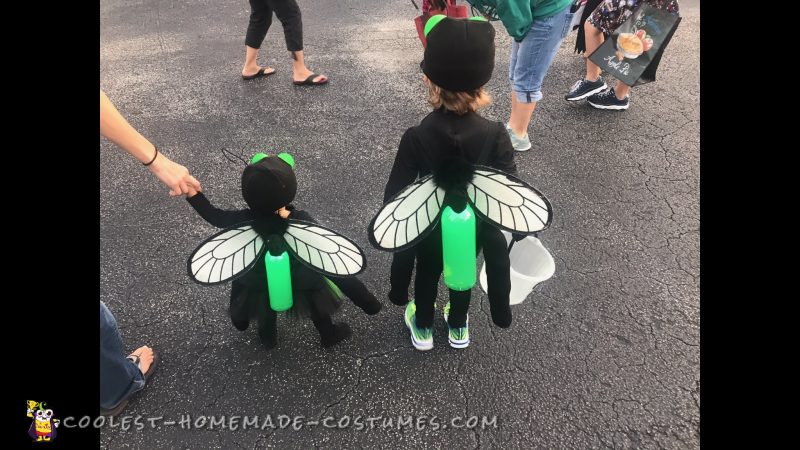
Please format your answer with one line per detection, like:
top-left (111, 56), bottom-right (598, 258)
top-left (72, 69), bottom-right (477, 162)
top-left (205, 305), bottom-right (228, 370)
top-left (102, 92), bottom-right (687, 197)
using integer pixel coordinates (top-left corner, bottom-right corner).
top-left (242, 0), bottom-right (329, 86)
top-left (564, 0), bottom-right (680, 110)
top-left (99, 89), bottom-right (201, 415)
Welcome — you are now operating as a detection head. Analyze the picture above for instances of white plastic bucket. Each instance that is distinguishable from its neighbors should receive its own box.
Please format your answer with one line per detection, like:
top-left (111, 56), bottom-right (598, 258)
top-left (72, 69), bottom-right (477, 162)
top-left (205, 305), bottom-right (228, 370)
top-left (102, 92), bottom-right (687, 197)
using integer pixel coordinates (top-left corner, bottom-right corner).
top-left (479, 231), bottom-right (555, 305)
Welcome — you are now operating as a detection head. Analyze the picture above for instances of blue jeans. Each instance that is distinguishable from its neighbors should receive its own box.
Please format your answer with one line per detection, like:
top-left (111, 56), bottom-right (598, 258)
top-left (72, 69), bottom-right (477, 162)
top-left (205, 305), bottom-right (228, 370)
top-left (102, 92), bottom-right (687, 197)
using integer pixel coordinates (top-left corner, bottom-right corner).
top-left (509, 6), bottom-right (574, 103)
top-left (100, 302), bottom-right (144, 410)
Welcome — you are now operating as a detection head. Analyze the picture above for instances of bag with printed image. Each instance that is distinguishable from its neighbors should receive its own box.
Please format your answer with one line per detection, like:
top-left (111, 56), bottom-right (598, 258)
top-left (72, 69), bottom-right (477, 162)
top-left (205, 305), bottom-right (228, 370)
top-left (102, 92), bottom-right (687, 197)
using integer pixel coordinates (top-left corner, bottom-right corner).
top-left (588, 2), bottom-right (681, 86)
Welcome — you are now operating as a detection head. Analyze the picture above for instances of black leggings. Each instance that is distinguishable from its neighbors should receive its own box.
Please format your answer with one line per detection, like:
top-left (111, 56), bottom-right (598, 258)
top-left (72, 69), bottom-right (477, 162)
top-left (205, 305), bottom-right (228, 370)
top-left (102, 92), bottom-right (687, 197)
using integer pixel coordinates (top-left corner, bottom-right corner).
top-left (390, 224), bottom-right (512, 329)
top-left (256, 292), bottom-right (336, 344)
top-left (245, 0), bottom-right (303, 52)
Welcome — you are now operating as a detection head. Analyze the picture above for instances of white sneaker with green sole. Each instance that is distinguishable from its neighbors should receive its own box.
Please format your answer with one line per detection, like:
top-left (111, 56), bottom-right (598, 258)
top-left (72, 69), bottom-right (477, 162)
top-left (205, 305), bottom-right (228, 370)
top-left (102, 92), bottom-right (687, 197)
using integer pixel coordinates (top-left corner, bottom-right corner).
top-left (404, 299), bottom-right (433, 351)
top-left (443, 301), bottom-right (470, 349)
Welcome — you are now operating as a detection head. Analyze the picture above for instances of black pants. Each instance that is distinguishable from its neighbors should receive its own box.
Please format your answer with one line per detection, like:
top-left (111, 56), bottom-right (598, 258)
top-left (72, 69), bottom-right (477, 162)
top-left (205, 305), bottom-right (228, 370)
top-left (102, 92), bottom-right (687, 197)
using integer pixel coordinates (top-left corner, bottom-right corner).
top-left (389, 224), bottom-right (512, 329)
top-left (245, 0), bottom-right (303, 52)
top-left (234, 274), bottom-right (379, 346)
top-left (255, 289), bottom-right (336, 345)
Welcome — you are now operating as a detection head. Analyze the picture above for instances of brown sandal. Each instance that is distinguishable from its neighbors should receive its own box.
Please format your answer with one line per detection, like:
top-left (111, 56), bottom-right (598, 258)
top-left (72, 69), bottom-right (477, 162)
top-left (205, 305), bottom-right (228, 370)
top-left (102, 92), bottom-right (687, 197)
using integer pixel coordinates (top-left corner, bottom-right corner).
top-left (100, 350), bottom-right (159, 417)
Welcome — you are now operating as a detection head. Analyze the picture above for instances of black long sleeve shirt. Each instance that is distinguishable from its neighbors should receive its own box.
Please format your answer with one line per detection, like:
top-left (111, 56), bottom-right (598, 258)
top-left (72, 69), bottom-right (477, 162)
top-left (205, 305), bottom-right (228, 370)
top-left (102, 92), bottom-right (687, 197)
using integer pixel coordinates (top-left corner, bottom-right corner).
top-left (383, 108), bottom-right (517, 202)
top-left (186, 193), bottom-right (376, 308)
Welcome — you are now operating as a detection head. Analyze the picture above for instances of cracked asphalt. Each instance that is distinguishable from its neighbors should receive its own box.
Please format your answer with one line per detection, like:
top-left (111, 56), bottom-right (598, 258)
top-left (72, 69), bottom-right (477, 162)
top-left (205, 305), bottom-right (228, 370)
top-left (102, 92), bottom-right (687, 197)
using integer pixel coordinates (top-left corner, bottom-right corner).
top-left (100, 0), bottom-right (699, 448)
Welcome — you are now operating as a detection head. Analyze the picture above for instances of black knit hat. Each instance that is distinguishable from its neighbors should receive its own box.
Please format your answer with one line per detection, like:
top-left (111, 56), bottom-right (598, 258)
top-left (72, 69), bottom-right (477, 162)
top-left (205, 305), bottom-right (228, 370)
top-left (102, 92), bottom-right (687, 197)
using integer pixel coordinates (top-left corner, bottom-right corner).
top-left (422, 16), bottom-right (495, 92)
top-left (241, 155), bottom-right (297, 215)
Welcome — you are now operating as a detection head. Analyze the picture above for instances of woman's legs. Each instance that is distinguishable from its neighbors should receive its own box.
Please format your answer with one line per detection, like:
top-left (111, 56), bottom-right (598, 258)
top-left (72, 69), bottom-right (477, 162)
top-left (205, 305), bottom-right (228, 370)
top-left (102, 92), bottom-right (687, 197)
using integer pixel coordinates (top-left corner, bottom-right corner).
top-left (100, 302), bottom-right (153, 410)
top-left (509, 91), bottom-right (538, 139)
top-left (583, 20), bottom-right (605, 82)
top-left (614, 82), bottom-right (631, 99)
top-left (507, 6), bottom-right (574, 147)
top-left (243, 0), bottom-right (276, 77)
top-left (269, 0), bottom-right (328, 83)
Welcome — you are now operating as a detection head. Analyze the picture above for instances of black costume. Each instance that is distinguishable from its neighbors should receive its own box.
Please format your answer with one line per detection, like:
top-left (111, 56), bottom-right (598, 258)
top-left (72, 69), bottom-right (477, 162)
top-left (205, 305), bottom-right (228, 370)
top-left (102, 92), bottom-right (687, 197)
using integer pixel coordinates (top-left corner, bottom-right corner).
top-left (370, 17), bottom-right (553, 332)
top-left (382, 108), bottom-right (518, 329)
top-left (187, 154), bottom-right (380, 349)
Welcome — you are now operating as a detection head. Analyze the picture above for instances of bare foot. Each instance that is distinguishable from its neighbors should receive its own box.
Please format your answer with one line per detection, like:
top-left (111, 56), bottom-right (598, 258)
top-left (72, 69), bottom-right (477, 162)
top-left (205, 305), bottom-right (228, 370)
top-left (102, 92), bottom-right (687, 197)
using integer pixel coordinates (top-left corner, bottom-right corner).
top-left (129, 346), bottom-right (155, 374)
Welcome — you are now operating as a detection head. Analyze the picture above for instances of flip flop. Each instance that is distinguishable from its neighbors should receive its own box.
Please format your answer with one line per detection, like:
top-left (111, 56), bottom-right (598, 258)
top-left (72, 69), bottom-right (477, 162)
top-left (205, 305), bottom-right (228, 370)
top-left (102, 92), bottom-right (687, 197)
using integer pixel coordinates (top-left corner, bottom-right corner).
top-left (293, 73), bottom-right (328, 86)
top-left (242, 67), bottom-right (276, 80)
top-left (100, 349), bottom-right (159, 417)
top-left (129, 349), bottom-right (159, 384)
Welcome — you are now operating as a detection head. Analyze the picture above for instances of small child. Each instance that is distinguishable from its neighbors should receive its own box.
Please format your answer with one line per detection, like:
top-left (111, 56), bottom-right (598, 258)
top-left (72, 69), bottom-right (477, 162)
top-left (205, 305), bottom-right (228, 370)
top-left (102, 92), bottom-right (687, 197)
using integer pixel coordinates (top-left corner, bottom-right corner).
top-left (186, 153), bottom-right (381, 349)
top-left (370, 17), bottom-right (551, 350)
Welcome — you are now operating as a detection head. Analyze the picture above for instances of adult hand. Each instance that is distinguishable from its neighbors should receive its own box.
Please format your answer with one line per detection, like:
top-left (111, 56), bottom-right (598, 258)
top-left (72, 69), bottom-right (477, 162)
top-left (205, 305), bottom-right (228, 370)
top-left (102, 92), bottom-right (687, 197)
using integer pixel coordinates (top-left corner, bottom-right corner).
top-left (147, 153), bottom-right (202, 197)
top-left (101, 89), bottom-right (202, 198)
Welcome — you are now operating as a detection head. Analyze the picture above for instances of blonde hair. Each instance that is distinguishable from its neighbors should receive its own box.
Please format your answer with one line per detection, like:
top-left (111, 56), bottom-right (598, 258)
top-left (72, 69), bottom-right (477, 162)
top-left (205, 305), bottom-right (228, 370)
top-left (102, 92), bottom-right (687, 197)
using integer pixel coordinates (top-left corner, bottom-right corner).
top-left (427, 81), bottom-right (491, 115)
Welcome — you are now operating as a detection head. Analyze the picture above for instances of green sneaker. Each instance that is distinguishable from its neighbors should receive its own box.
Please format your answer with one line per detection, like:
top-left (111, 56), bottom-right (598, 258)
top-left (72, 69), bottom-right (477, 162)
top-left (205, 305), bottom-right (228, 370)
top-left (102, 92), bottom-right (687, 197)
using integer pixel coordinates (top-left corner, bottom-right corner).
top-left (443, 301), bottom-right (470, 349)
top-left (404, 299), bottom-right (433, 351)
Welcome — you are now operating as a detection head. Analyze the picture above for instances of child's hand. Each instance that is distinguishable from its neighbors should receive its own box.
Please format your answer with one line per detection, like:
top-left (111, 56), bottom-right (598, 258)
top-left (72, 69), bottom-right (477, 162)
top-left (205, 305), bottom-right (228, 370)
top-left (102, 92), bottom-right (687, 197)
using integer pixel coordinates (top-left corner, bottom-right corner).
top-left (276, 207), bottom-right (290, 219)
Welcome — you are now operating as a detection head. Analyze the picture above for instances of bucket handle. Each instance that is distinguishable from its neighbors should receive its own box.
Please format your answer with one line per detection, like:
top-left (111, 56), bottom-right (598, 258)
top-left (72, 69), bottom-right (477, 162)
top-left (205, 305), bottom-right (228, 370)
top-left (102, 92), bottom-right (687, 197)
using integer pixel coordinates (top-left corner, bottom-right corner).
top-left (508, 231), bottom-right (540, 252)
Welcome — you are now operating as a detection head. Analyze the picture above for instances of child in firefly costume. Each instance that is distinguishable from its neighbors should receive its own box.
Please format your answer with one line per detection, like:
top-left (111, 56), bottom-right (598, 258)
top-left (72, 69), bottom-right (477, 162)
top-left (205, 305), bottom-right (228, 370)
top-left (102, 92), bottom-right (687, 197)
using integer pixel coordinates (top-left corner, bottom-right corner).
top-left (369, 16), bottom-right (552, 350)
top-left (186, 153), bottom-right (381, 349)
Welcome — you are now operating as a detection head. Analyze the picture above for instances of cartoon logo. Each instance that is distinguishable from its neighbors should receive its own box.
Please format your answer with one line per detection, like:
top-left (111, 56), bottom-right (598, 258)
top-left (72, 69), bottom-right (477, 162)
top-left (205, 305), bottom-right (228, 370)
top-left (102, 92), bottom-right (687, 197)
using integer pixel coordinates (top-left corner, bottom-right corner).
top-left (27, 400), bottom-right (60, 442)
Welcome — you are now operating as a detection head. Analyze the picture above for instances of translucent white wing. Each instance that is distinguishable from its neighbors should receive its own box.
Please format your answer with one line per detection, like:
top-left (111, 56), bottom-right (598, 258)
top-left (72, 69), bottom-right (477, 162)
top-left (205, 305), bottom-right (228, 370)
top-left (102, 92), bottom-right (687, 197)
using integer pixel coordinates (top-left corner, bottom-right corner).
top-left (187, 224), bottom-right (265, 285)
top-left (283, 220), bottom-right (366, 276)
top-left (467, 166), bottom-right (552, 234)
top-left (368, 176), bottom-right (446, 251)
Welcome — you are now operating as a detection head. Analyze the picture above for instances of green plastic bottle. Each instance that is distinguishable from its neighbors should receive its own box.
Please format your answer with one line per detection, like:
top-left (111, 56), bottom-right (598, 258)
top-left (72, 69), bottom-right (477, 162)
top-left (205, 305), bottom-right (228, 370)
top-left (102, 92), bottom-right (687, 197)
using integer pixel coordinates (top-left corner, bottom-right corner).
top-left (441, 204), bottom-right (477, 291)
top-left (265, 249), bottom-right (293, 311)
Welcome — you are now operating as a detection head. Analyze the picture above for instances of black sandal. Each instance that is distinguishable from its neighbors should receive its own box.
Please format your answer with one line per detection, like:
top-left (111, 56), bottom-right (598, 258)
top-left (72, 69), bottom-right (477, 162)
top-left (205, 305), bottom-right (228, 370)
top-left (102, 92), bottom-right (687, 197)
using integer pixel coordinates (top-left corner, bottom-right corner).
top-left (293, 73), bottom-right (329, 86)
top-left (242, 67), bottom-right (276, 80)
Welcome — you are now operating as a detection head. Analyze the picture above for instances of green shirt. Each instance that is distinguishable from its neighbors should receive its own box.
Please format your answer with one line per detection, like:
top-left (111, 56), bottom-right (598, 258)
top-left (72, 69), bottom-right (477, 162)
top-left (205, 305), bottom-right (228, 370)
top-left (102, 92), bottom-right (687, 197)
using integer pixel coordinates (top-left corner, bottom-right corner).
top-left (492, 0), bottom-right (572, 42)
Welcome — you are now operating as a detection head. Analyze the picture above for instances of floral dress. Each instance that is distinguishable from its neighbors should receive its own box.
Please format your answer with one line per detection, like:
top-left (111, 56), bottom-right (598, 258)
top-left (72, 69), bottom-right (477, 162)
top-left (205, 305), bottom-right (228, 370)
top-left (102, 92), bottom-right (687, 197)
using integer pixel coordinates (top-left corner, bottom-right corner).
top-left (588, 0), bottom-right (680, 35)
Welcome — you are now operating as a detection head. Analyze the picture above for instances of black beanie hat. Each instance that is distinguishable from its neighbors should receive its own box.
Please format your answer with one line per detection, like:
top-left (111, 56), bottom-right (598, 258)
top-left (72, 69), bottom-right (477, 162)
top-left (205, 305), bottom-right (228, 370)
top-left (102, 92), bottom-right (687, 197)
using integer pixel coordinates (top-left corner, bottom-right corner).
top-left (422, 16), bottom-right (495, 92)
top-left (241, 156), bottom-right (297, 214)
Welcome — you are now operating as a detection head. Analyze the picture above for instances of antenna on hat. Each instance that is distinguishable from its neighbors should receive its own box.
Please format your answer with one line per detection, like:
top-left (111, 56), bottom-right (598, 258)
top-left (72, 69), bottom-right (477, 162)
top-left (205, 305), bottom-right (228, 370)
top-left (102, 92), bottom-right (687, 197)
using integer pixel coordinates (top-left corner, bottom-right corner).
top-left (221, 147), bottom-right (296, 169)
top-left (221, 147), bottom-right (250, 166)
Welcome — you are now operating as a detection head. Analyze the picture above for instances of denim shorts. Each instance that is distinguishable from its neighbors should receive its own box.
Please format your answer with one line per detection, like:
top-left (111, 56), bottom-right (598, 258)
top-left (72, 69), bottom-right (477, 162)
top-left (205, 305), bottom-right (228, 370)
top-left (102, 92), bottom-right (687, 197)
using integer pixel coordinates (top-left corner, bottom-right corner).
top-left (509, 5), bottom-right (574, 103)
